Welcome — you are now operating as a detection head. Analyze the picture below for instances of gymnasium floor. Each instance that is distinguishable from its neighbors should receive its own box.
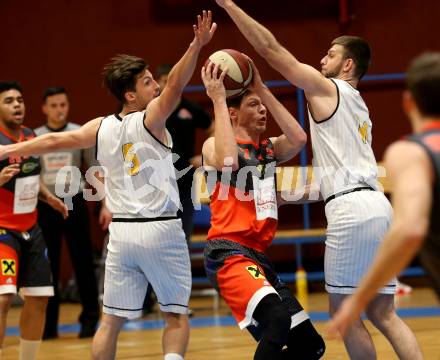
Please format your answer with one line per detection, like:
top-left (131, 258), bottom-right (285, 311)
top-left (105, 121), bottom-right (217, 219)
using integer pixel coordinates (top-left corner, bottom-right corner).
top-left (2, 288), bottom-right (439, 359)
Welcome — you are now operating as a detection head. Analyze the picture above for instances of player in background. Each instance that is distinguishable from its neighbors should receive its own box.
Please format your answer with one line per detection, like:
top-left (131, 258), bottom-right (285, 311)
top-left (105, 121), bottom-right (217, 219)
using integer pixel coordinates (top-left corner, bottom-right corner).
top-left (35, 86), bottom-right (99, 339)
top-left (0, 80), bottom-right (67, 360)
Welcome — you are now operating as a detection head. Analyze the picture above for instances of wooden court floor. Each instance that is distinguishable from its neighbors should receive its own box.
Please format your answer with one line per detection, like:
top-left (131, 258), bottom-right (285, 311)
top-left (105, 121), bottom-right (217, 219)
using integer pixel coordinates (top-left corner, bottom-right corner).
top-left (2, 288), bottom-right (439, 359)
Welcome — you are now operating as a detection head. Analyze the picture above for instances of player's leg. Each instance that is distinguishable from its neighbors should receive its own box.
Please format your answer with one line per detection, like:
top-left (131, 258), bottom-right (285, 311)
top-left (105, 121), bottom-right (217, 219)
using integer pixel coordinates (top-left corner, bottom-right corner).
top-left (0, 229), bottom-right (19, 350)
top-left (145, 220), bottom-right (191, 359)
top-left (365, 294), bottom-right (423, 360)
top-left (210, 252), bottom-right (287, 359)
top-left (252, 293), bottom-right (291, 359)
top-left (18, 225), bottom-right (54, 360)
top-left (0, 294), bottom-right (14, 349)
top-left (95, 222), bottom-right (149, 358)
top-left (325, 192), bottom-right (396, 358)
top-left (20, 296), bottom-right (48, 339)
top-left (37, 201), bottom-right (63, 339)
top-left (162, 312), bottom-right (189, 358)
top-left (64, 194), bottom-right (99, 337)
top-left (329, 293), bottom-right (376, 359)
top-left (273, 281), bottom-right (325, 359)
top-left (92, 313), bottom-right (125, 360)
top-left (281, 319), bottom-right (325, 359)
top-left (18, 296), bottom-right (48, 360)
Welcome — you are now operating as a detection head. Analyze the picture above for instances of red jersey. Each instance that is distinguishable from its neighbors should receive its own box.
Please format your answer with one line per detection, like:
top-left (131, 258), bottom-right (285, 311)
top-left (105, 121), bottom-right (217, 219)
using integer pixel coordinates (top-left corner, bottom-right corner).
top-left (207, 138), bottom-right (278, 252)
top-left (0, 126), bottom-right (40, 231)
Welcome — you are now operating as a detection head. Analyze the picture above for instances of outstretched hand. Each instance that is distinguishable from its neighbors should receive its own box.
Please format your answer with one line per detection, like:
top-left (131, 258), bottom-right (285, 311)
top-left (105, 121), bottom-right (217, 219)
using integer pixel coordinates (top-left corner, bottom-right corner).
top-left (193, 10), bottom-right (217, 47)
top-left (201, 62), bottom-right (227, 101)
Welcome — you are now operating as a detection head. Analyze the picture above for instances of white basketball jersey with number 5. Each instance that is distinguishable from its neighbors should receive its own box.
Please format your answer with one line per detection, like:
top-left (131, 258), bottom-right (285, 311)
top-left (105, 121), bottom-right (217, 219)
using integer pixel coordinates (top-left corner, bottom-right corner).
top-left (308, 78), bottom-right (380, 200)
top-left (96, 112), bottom-right (180, 218)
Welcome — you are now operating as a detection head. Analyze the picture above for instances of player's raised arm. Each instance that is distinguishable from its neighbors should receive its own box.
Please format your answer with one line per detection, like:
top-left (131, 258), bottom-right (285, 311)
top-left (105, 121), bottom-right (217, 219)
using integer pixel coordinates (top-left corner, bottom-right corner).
top-left (201, 62), bottom-right (238, 171)
top-left (215, 0), bottom-right (334, 97)
top-left (248, 60), bottom-right (307, 163)
top-left (0, 117), bottom-right (102, 160)
top-left (145, 10), bottom-right (217, 137)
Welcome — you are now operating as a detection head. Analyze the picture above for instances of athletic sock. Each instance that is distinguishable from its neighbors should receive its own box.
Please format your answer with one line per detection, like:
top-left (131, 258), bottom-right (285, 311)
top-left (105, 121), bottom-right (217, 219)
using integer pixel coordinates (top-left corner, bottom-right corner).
top-left (19, 338), bottom-right (41, 360)
top-left (164, 353), bottom-right (184, 360)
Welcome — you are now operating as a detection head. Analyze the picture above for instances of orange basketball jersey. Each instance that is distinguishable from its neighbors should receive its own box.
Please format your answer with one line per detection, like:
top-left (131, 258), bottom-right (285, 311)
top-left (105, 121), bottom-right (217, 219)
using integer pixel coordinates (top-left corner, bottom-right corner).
top-left (207, 138), bottom-right (278, 253)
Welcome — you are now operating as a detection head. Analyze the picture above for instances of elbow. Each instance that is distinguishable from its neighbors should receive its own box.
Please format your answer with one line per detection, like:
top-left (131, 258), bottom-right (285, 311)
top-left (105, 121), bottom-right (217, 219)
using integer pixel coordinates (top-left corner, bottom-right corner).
top-left (298, 131), bottom-right (307, 149)
top-left (290, 131), bottom-right (307, 153)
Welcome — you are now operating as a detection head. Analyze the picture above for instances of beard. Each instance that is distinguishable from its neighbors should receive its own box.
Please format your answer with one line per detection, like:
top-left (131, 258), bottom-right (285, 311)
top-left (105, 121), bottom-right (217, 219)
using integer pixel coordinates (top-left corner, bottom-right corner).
top-left (322, 62), bottom-right (344, 78)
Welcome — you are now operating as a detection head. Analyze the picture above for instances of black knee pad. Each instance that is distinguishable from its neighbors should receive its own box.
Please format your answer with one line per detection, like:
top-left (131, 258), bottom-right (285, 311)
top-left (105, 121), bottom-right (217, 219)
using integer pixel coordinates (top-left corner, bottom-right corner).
top-left (285, 320), bottom-right (326, 359)
top-left (253, 294), bottom-right (291, 345)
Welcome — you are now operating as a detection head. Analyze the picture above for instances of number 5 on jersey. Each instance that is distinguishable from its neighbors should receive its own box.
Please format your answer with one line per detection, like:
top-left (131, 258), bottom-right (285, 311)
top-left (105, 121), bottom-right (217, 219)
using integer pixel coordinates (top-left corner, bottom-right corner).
top-left (122, 143), bottom-right (140, 176)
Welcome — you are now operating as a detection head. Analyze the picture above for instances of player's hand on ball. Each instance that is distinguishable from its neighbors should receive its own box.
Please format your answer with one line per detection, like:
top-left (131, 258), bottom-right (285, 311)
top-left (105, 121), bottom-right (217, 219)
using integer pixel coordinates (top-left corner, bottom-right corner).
top-left (193, 10), bottom-right (217, 47)
top-left (246, 57), bottom-right (266, 92)
top-left (201, 62), bottom-right (227, 101)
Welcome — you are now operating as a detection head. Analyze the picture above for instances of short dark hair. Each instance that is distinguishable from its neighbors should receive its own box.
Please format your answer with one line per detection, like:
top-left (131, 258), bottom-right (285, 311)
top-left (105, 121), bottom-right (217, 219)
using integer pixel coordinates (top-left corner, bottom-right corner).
top-left (332, 36), bottom-right (371, 79)
top-left (102, 54), bottom-right (148, 103)
top-left (43, 86), bottom-right (67, 102)
top-left (0, 80), bottom-right (23, 95)
top-left (155, 64), bottom-right (173, 79)
top-left (226, 90), bottom-right (252, 108)
top-left (407, 52), bottom-right (440, 117)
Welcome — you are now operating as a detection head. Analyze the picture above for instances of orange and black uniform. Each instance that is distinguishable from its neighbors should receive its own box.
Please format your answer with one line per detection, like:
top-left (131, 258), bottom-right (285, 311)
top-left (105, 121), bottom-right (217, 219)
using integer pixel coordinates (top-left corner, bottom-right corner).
top-left (407, 121), bottom-right (440, 298)
top-left (0, 126), bottom-right (52, 294)
top-left (204, 138), bottom-right (305, 330)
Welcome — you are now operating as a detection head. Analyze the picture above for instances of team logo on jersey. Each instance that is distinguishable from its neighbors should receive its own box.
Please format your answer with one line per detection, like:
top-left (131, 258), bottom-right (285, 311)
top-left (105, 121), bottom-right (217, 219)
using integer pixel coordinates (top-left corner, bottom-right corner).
top-left (246, 265), bottom-right (266, 280)
top-left (21, 162), bottom-right (38, 173)
top-left (1, 259), bottom-right (16, 276)
top-left (257, 164), bottom-right (264, 174)
top-left (358, 119), bottom-right (368, 144)
top-left (0, 229), bottom-right (6, 235)
top-left (122, 143), bottom-right (140, 176)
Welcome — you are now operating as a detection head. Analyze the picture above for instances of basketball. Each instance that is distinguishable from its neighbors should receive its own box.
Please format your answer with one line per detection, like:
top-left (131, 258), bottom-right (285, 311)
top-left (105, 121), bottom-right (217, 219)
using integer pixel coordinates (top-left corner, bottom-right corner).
top-left (205, 49), bottom-right (253, 98)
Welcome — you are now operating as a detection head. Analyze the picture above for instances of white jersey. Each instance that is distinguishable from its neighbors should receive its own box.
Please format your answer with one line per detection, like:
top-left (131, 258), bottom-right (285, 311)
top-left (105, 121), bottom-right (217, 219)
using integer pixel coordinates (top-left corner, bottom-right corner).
top-left (96, 112), bottom-right (180, 218)
top-left (308, 78), bottom-right (379, 200)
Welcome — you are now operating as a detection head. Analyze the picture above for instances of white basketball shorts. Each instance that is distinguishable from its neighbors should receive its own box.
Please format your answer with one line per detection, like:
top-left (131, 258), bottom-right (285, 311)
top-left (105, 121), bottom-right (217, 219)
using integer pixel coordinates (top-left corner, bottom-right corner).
top-left (103, 218), bottom-right (191, 319)
top-left (324, 190), bottom-right (396, 295)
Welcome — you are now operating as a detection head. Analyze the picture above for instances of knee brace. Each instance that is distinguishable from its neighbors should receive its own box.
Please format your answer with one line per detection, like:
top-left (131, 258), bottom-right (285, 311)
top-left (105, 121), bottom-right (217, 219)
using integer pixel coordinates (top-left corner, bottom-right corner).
top-left (285, 320), bottom-right (326, 359)
top-left (252, 294), bottom-right (291, 345)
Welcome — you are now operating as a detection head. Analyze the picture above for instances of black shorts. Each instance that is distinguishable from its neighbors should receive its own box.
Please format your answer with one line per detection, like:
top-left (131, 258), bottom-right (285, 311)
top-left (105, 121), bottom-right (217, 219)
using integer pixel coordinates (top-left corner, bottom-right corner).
top-left (0, 225), bottom-right (53, 296)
